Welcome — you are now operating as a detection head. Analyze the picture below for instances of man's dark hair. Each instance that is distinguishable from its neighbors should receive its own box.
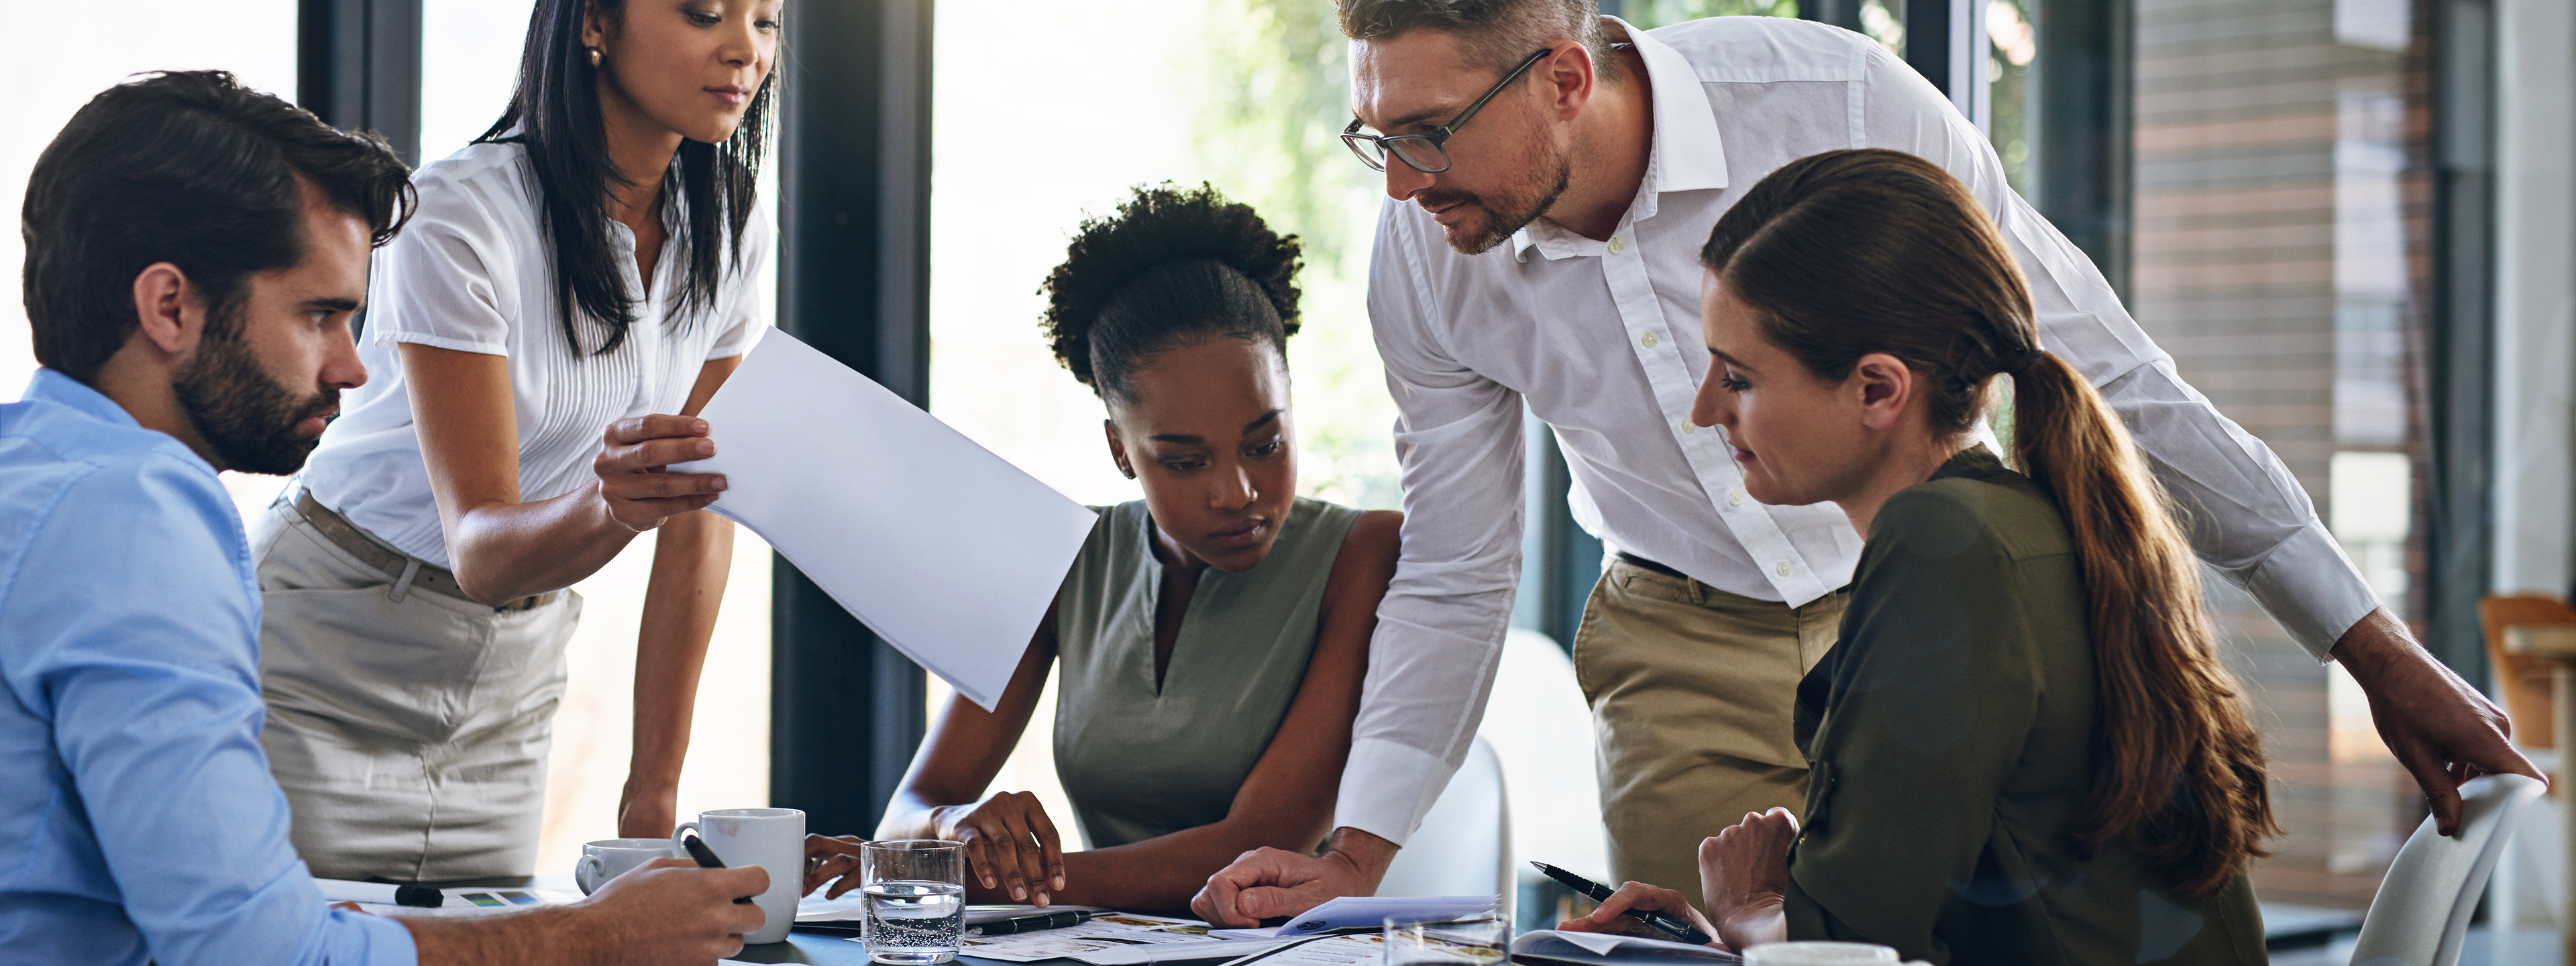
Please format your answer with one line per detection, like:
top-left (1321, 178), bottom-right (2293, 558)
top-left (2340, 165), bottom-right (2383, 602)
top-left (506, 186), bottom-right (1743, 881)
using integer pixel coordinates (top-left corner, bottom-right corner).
top-left (21, 70), bottom-right (415, 383)
top-left (480, 0), bottom-right (775, 358)
top-left (1040, 184), bottom-right (1303, 402)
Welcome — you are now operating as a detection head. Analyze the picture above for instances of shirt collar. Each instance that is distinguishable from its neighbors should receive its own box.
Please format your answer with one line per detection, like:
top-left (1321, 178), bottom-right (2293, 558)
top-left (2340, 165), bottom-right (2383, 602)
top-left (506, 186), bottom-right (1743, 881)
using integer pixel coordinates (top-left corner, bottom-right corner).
top-left (23, 368), bottom-right (143, 430)
top-left (1509, 17), bottom-right (1731, 262)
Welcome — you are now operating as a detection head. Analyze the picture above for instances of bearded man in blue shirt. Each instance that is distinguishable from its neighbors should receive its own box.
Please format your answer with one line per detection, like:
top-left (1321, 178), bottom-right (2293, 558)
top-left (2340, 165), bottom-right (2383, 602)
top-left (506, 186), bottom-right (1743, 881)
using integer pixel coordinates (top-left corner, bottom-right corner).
top-left (0, 70), bottom-right (767, 966)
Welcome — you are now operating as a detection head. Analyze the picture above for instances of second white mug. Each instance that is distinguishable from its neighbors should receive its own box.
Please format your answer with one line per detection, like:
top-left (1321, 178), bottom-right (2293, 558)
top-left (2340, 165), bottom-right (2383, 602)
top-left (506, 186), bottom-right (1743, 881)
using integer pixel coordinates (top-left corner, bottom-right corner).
top-left (575, 837), bottom-right (679, 895)
top-left (674, 808), bottom-right (806, 944)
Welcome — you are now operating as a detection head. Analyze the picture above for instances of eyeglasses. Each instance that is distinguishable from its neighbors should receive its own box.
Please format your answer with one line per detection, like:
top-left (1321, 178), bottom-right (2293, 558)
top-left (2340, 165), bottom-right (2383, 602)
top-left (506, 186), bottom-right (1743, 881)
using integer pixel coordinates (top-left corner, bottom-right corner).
top-left (1341, 47), bottom-right (1556, 174)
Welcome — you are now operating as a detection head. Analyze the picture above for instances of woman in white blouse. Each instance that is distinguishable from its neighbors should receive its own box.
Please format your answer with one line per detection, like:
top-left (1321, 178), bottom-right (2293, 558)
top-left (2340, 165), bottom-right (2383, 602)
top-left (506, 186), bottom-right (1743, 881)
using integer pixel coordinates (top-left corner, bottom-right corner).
top-left (248, 0), bottom-right (780, 880)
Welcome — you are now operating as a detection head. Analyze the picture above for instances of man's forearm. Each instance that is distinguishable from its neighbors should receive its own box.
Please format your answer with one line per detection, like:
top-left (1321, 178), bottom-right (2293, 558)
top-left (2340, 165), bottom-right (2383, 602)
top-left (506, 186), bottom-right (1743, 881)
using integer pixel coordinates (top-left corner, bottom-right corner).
top-left (402, 906), bottom-right (595, 966)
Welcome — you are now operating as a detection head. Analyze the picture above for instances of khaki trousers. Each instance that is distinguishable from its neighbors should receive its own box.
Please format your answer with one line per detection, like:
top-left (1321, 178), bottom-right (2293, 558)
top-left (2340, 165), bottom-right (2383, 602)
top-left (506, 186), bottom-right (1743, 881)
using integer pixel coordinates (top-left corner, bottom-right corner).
top-left (1574, 557), bottom-right (1847, 894)
top-left (248, 495), bottom-right (581, 881)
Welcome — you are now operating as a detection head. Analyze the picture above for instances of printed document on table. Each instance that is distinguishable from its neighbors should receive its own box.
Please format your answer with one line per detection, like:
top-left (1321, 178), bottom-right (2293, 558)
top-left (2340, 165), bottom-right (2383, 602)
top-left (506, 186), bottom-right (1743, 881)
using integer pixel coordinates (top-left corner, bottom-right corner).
top-left (1206, 895), bottom-right (1498, 939)
top-left (672, 329), bottom-right (1098, 708)
top-left (796, 896), bottom-right (1107, 924)
top-left (942, 913), bottom-right (1214, 962)
top-left (1510, 930), bottom-right (1739, 965)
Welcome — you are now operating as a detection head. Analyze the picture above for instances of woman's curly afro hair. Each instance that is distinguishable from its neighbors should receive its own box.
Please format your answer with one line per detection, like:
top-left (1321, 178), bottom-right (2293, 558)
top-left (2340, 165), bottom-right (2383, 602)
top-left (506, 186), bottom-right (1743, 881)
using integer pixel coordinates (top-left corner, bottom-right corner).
top-left (1040, 182), bottom-right (1303, 399)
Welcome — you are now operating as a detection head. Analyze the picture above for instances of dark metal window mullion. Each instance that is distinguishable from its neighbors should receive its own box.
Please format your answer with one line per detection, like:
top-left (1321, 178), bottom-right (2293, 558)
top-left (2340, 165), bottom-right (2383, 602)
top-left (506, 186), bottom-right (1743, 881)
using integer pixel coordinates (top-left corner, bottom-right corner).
top-left (772, 0), bottom-right (934, 837)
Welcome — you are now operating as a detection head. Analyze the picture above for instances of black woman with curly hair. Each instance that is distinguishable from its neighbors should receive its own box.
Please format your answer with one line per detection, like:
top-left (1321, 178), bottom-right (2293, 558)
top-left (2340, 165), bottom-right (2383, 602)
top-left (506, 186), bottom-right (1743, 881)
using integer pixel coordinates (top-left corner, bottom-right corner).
top-left (798, 184), bottom-right (1402, 914)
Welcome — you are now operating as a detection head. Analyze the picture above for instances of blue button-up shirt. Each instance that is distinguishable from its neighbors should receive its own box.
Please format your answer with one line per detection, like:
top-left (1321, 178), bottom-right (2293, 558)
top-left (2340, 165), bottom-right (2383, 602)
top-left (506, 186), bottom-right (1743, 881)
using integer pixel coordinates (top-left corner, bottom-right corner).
top-left (0, 370), bottom-right (415, 966)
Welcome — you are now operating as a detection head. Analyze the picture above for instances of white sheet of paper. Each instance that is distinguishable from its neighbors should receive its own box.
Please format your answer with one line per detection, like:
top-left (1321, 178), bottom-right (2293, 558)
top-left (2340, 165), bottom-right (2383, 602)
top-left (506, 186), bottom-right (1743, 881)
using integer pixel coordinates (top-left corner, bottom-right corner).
top-left (673, 329), bottom-right (1097, 709)
top-left (1510, 931), bottom-right (1739, 965)
top-left (1205, 895), bottom-right (1499, 940)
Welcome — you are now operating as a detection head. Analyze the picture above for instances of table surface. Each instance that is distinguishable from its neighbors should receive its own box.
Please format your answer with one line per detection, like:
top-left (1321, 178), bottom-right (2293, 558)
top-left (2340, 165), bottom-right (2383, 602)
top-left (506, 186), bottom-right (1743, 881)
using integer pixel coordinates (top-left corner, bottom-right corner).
top-left (2505, 624), bottom-right (2576, 659)
top-left (727, 931), bottom-right (926, 965)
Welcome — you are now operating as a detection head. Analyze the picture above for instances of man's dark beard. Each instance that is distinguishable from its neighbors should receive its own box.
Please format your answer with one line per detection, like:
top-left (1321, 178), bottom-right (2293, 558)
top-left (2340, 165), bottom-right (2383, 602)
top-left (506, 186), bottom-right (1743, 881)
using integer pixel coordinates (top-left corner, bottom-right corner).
top-left (1430, 143), bottom-right (1575, 256)
top-left (171, 321), bottom-right (337, 476)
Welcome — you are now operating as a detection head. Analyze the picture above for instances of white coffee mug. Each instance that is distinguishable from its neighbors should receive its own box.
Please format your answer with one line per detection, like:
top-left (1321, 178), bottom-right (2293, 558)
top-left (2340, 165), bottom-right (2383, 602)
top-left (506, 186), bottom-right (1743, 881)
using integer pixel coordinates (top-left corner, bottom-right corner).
top-left (575, 838), bottom-right (678, 896)
top-left (1741, 942), bottom-right (1900, 966)
top-left (674, 808), bottom-right (806, 944)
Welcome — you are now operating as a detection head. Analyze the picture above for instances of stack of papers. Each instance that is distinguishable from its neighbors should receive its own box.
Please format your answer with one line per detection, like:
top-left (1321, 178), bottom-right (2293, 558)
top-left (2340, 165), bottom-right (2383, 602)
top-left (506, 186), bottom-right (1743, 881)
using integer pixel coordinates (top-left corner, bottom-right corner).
top-left (952, 913), bottom-right (1213, 962)
top-left (1207, 895), bottom-right (1500, 940)
top-left (795, 898), bottom-right (1108, 926)
top-left (1511, 930), bottom-right (1739, 965)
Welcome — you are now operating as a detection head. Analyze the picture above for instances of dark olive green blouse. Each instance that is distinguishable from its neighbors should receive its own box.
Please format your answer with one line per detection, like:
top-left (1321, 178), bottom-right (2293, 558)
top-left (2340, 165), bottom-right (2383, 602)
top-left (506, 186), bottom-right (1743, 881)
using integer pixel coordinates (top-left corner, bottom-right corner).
top-left (1784, 447), bottom-right (2266, 965)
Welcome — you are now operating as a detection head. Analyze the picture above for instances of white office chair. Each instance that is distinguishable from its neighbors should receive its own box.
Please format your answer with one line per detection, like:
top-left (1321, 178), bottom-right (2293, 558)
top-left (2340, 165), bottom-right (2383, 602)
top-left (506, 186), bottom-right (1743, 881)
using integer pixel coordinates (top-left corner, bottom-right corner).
top-left (2347, 773), bottom-right (2546, 966)
top-left (1377, 735), bottom-right (1513, 916)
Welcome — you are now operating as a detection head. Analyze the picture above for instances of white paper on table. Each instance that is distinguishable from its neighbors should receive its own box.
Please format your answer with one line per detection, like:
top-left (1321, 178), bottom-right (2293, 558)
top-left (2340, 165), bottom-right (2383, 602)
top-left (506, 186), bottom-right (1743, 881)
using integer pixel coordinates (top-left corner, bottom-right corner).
top-left (672, 329), bottom-right (1099, 709)
top-left (1211, 935), bottom-right (1389, 966)
top-left (1071, 936), bottom-right (1304, 965)
top-left (346, 887), bottom-right (578, 918)
top-left (944, 913), bottom-right (1214, 962)
top-left (795, 896), bottom-right (1108, 924)
top-left (1205, 895), bottom-right (1498, 939)
top-left (1510, 930), bottom-right (1739, 965)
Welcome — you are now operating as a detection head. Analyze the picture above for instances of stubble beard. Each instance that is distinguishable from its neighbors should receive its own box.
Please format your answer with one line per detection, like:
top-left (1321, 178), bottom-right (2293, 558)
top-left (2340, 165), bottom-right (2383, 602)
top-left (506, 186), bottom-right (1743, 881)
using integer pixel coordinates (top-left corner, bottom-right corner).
top-left (171, 313), bottom-right (338, 476)
top-left (1433, 138), bottom-right (1576, 256)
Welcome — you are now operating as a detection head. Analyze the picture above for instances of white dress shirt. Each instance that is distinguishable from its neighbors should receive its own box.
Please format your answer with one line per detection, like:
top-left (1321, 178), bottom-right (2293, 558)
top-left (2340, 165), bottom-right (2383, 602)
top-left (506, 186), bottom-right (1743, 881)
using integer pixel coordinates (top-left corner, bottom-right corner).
top-left (301, 138), bottom-right (769, 568)
top-left (1338, 15), bottom-right (2380, 845)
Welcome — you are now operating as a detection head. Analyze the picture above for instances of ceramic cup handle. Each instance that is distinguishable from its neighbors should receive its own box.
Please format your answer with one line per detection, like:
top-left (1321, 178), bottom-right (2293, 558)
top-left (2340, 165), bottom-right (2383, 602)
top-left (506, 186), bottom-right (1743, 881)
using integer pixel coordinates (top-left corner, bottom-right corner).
top-left (576, 854), bottom-right (604, 896)
top-left (671, 821), bottom-right (702, 858)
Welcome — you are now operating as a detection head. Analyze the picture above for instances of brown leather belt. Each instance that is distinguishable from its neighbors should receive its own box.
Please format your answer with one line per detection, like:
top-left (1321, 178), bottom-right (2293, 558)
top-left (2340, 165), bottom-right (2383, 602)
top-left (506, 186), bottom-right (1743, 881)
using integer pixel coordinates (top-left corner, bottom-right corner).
top-left (1615, 551), bottom-right (1690, 581)
top-left (290, 486), bottom-right (559, 612)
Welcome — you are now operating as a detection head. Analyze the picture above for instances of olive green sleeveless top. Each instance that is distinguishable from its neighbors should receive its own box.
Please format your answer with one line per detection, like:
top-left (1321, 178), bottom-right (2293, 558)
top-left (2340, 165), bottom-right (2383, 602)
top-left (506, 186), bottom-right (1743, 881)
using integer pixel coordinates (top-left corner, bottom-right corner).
top-left (1051, 496), bottom-right (1362, 849)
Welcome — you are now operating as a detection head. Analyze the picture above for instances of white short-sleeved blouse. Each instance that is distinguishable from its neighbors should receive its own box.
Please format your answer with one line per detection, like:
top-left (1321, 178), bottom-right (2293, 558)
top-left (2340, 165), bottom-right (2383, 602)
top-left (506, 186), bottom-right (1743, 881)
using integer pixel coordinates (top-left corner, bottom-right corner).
top-left (301, 139), bottom-right (770, 568)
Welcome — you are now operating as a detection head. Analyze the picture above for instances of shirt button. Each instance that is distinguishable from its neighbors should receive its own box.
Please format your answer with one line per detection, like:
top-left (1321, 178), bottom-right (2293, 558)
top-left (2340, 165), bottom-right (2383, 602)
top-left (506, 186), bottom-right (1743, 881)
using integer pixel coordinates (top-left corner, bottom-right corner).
top-left (1640, 330), bottom-right (1660, 348)
top-left (1681, 420), bottom-right (1697, 435)
top-left (1776, 560), bottom-right (1793, 577)
top-left (1729, 488), bottom-right (1746, 507)
top-left (1609, 237), bottom-right (1627, 255)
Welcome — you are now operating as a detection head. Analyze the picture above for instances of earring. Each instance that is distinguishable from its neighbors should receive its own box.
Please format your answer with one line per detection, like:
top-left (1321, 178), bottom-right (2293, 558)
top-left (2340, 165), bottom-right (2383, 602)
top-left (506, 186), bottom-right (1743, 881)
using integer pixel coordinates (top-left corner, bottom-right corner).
top-left (588, 47), bottom-right (603, 68)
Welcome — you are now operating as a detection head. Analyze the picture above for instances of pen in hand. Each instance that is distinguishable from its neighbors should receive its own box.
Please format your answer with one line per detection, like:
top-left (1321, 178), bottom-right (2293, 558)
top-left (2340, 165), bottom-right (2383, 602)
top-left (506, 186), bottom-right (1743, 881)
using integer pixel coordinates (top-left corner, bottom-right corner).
top-left (1531, 861), bottom-right (1713, 945)
top-left (680, 833), bottom-right (759, 904)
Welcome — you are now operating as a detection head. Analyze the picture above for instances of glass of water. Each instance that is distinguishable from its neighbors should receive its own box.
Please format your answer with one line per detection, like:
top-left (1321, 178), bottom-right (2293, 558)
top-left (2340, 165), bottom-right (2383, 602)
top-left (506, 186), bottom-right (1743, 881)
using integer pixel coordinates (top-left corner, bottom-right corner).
top-left (861, 839), bottom-right (966, 965)
top-left (1383, 912), bottom-right (1508, 966)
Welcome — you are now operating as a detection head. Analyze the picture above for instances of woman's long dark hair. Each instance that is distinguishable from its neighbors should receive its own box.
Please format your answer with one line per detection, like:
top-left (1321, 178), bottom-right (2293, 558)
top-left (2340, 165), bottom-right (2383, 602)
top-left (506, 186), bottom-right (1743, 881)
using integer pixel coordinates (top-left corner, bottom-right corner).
top-left (1701, 149), bottom-right (2279, 898)
top-left (479, 0), bottom-right (775, 356)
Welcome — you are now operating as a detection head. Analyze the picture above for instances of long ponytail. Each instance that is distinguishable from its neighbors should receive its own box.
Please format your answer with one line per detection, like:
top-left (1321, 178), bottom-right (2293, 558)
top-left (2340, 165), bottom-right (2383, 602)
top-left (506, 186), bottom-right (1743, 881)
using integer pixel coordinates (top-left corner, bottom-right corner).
top-left (1701, 149), bottom-right (2278, 897)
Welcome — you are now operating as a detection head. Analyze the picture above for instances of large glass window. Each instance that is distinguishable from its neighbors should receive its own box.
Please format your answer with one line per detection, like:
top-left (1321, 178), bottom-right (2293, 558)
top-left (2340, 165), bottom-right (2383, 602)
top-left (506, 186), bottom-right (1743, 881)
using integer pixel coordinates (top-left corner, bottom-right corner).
top-left (3, 1), bottom-right (299, 409)
top-left (926, 0), bottom-right (1404, 837)
top-left (2131, 0), bottom-right (2428, 908)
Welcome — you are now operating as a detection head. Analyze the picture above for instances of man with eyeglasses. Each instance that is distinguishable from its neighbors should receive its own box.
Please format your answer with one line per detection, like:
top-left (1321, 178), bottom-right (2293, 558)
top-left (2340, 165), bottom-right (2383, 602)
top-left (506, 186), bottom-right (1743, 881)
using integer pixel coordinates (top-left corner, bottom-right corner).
top-left (1193, 0), bottom-right (2536, 924)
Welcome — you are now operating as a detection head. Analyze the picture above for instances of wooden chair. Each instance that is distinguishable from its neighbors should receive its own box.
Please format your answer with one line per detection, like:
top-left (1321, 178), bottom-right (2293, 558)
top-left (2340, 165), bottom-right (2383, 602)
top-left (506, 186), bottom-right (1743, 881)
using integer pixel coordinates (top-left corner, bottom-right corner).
top-left (2479, 594), bottom-right (2571, 750)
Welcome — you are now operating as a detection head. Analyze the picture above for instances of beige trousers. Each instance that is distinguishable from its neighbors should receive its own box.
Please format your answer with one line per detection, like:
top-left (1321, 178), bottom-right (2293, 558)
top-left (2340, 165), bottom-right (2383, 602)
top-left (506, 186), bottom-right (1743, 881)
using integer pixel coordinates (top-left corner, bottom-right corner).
top-left (1574, 557), bottom-right (1847, 894)
top-left (248, 496), bottom-right (581, 881)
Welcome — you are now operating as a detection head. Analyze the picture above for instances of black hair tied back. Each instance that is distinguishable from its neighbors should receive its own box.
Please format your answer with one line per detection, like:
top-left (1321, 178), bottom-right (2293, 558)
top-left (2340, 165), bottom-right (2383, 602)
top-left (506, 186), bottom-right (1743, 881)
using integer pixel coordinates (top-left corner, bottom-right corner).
top-left (1040, 184), bottom-right (1303, 399)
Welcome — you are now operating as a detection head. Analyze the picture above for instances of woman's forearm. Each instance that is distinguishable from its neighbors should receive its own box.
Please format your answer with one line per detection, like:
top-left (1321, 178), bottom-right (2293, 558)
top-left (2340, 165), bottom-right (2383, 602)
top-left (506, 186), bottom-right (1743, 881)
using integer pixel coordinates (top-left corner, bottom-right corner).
top-left (1013, 818), bottom-right (1327, 914)
top-left (875, 791), bottom-right (956, 842)
top-left (621, 511), bottom-right (733, 835)
top-left (445, 479), bottom-right (641, 603)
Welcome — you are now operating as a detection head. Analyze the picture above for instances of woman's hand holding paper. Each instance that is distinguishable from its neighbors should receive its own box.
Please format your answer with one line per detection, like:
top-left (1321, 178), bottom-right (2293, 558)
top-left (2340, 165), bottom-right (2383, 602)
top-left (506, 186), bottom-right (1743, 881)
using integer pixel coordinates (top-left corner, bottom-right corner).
top-left (593, 414), bottom-right (730, 531)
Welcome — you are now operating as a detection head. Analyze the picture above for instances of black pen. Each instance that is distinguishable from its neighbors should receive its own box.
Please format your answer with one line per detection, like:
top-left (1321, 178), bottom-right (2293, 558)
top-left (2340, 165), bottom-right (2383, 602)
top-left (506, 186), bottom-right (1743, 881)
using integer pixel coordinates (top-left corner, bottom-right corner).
top-left (680, 833), bottom-right (759, 904)
top-left (1531, 861), bottom-right (1711, 945)
top-left (971, 909), bottom-right (1099, 935)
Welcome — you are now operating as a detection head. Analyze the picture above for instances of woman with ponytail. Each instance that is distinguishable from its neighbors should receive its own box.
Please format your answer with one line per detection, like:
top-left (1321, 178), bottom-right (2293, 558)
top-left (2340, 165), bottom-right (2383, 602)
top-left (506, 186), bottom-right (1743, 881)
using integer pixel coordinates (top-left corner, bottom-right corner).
top-left (1560, 149), bottom-right (2275, 964)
